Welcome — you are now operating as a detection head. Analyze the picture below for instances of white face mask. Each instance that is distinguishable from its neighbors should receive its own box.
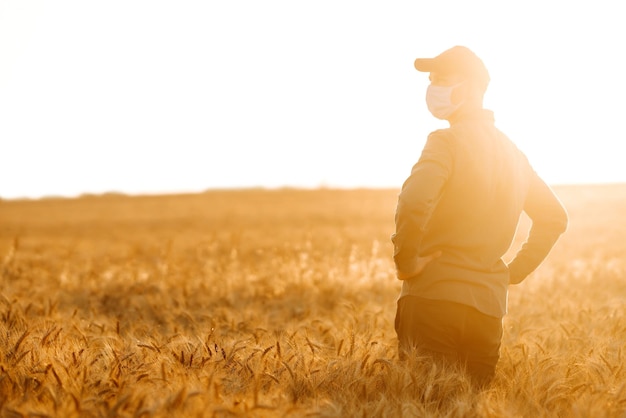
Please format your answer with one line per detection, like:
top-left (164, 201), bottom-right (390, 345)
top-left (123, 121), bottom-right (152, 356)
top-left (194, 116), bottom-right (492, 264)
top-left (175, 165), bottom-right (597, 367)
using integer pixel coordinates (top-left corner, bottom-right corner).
top-left (425, 83), bottom-right (464, 120)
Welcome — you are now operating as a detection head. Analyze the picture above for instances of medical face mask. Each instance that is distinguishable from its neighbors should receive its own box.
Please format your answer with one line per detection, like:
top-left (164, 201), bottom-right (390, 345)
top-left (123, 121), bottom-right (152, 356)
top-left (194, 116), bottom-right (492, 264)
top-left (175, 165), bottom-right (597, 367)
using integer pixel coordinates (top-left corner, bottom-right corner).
top-left (425, 83), bottom-right (464, 120)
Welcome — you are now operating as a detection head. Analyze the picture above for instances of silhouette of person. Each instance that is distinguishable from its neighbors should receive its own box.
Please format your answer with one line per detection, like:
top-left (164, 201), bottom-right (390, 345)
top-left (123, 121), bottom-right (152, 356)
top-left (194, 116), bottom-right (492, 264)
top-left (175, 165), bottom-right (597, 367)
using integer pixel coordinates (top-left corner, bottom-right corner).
top-left (392, 46), bottom-right (568, 386)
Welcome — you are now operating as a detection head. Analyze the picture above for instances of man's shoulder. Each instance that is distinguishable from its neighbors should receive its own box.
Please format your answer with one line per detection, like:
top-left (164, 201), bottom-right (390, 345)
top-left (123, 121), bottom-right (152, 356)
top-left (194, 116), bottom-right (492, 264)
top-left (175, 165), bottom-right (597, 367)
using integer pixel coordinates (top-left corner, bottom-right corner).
top-left (427, 128), bottom-right (454, 141)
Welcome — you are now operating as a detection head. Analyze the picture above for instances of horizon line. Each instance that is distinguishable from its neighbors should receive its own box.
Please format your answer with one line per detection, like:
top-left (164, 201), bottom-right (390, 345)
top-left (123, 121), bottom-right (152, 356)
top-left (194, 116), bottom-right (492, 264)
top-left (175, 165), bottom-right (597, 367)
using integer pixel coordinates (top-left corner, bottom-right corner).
top-left (3, 181), bottom-right (626, 202)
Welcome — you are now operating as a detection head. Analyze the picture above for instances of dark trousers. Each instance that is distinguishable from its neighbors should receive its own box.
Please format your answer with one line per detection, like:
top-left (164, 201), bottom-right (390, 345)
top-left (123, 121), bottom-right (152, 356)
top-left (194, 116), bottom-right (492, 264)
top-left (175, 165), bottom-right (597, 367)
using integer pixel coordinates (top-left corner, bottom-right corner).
top-left (395, 296), bottom-right (503, 386)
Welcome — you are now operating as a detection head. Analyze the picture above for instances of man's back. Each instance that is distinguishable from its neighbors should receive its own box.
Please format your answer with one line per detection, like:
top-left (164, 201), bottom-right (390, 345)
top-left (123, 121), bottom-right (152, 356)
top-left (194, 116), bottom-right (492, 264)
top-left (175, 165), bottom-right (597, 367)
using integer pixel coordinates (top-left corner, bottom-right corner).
top-left (393, 108), bottom-right (567, 317)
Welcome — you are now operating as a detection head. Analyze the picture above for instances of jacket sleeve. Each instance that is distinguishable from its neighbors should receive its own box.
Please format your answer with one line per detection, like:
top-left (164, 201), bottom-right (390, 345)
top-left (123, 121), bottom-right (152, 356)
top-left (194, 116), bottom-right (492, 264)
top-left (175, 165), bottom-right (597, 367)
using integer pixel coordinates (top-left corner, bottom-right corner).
top-left (507, 172), bottom-right (568, 284)
top-left (391, 131), bottom-right (453, 277)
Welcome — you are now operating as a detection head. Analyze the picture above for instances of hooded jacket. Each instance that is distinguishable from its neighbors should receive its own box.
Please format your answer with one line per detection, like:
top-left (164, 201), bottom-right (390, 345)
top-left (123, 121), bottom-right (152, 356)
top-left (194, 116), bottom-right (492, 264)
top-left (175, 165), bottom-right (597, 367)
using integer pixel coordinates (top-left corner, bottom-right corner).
top-left (392, 108), bottom-right (568, 318)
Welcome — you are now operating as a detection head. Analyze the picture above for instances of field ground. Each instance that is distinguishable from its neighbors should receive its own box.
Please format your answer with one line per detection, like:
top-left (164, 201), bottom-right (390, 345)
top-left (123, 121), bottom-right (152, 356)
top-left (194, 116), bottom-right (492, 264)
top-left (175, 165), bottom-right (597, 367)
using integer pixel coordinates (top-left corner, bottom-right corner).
top-left (1, 184), bottom-right (626, 417)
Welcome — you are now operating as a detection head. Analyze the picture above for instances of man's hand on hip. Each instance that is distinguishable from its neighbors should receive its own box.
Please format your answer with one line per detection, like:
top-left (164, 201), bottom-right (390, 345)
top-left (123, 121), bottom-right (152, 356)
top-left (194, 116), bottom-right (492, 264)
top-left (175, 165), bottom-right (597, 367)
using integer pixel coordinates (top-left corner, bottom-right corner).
top-left (396, 251), bottom-right (442, 280)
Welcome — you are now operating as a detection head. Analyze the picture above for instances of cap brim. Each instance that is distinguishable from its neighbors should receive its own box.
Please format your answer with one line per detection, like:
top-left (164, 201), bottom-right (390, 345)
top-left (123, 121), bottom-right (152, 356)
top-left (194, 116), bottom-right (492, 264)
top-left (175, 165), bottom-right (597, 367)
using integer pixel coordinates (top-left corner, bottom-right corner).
top-left (414, 58), bottom-right (436, 72)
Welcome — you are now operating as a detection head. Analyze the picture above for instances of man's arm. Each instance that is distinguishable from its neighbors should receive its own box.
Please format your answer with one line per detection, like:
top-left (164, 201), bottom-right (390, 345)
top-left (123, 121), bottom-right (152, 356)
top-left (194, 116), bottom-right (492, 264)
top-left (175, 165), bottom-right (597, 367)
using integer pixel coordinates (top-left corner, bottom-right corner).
top-left (507, 173), bottom-right (568, 284)
top-left (392, 131), bottom-right (452, 280)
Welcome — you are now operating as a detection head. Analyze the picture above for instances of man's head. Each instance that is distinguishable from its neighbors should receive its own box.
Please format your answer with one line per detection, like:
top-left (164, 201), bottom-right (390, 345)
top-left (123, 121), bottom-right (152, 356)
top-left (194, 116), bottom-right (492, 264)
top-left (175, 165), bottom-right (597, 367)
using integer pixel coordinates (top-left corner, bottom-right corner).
top-left (414, 46), bottom-right (489, 120)
top-left (414, 46), bottom-right (490, 90)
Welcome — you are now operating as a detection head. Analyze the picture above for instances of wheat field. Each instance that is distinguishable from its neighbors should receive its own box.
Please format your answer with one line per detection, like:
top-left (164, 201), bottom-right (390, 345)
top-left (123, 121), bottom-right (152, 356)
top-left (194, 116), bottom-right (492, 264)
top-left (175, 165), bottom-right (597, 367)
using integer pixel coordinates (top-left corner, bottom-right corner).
top-left (1, 184), bottom-right (625, 417)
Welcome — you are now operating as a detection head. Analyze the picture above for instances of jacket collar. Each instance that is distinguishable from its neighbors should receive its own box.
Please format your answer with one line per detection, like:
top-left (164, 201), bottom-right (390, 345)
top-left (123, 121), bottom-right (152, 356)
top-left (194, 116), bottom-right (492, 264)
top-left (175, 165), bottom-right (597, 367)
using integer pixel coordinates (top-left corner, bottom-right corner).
top-left (449, 107), bottom-right (494, 126)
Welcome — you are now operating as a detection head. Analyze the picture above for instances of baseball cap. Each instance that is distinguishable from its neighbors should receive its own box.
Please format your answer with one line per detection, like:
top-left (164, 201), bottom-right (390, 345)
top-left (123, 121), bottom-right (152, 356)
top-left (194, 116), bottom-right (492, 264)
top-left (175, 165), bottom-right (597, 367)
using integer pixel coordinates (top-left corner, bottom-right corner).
top-left (414, 46), bottom-right (490, 89)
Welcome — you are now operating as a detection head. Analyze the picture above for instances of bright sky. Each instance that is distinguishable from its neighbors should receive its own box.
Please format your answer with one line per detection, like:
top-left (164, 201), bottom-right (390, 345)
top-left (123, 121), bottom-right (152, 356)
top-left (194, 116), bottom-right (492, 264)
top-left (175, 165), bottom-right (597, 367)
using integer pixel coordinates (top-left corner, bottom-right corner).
top-left (1, 0), bottom-right (625, 199)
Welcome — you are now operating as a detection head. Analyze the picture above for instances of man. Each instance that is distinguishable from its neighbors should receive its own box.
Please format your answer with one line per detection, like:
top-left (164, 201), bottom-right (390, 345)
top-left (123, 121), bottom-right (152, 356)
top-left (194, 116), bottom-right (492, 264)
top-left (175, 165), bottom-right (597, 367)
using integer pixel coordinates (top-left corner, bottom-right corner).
top-left (392, 46), bottom-right (568, 386)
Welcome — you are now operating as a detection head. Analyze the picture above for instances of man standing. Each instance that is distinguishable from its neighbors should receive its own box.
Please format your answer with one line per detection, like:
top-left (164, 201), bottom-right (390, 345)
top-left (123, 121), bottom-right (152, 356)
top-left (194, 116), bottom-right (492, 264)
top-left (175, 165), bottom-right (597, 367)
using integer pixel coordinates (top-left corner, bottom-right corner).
top-left (392, 46), bottom-right (568, 386)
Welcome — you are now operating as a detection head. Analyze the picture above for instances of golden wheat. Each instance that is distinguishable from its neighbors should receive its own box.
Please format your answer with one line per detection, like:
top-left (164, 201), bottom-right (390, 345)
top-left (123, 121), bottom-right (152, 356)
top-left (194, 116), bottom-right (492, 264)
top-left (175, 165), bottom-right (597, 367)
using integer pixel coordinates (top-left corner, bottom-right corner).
top-left (0, 185), bottom-right (625, 417)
